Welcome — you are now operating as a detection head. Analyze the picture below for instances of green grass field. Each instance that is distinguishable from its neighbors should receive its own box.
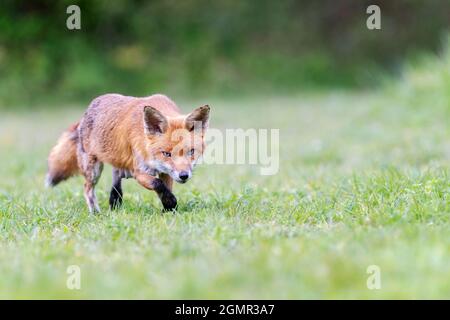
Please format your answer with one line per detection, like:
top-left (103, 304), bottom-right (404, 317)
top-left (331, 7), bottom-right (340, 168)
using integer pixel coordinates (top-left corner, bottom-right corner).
top-left (0, 47), bottom-right (450, 299)
top-left (0, 89), bottom-right (449, 299)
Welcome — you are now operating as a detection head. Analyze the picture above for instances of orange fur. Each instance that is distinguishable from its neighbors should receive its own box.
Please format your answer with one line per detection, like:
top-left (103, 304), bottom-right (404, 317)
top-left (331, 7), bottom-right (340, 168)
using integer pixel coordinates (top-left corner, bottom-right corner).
top-left (46, 93), bottom-right (210, 212)
top-left (46, 122), bottom-right (79, 186)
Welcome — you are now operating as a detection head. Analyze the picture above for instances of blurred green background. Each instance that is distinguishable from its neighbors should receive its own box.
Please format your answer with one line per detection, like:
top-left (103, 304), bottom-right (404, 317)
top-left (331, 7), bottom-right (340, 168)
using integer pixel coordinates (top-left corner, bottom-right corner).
top-left (1, 0), bottom-right (450, 106)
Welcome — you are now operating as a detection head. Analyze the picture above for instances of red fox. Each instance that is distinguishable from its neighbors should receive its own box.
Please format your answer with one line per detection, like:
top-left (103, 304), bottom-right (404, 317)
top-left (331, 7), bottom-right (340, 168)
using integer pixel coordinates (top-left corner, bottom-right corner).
top-left (46, 94), bottom-right (210, 213)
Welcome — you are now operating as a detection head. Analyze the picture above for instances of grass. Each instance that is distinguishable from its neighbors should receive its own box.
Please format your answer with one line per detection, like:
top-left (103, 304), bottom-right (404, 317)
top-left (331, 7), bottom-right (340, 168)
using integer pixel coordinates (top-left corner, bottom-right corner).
top-left (0, 89), bottom-right (449, 299)
top-left (2, 34), bottom-right (450, 301)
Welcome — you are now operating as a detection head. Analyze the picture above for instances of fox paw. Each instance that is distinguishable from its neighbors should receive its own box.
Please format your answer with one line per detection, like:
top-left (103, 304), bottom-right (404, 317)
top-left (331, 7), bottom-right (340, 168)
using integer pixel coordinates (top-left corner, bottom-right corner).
top-left (161, 191), bottom-right (177, 211)
top-left (152, 178), bottom-right (178, 211)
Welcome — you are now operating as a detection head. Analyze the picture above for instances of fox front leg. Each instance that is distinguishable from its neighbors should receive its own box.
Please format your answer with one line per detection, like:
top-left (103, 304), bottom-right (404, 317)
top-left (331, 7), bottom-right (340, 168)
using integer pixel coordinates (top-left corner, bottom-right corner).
top-left (159, 173), bottom-right (173, 192)
top-left (110, 168), bottom-right (133, 210)
top-left (134, 173), bottom-right (177, 211)
top-left (109, 168), bottom-right (124, 210)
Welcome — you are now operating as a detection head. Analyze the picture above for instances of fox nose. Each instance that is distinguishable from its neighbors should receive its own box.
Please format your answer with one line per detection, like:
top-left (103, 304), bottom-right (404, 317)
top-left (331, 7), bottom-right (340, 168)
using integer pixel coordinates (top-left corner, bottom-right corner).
top-left (179, 171), bottom-right (189, 181)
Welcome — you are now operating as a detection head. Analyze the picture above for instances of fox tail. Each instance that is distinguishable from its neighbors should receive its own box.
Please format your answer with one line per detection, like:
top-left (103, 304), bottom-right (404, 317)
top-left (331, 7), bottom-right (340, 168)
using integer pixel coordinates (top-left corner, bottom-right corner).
top-left (46, 122), bottom-right (80, 187)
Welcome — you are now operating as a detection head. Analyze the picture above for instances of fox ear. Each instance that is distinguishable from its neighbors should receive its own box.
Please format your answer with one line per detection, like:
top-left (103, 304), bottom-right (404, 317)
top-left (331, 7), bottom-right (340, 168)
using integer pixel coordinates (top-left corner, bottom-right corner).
top-left (143, 106), bottom-right (168, 135)
top-left (185, 105), bottom-right (210, 131)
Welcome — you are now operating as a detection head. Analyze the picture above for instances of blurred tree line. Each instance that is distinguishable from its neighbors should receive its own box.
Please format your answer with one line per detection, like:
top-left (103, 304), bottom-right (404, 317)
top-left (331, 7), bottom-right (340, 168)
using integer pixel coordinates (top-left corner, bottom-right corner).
top-left (0, 0), bottom-right (449, 106)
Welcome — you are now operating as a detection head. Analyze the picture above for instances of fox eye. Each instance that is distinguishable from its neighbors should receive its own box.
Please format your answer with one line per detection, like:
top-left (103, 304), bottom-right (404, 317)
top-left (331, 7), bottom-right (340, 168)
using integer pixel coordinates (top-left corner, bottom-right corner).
top-left (162, 151), bottom-right (171, 157)
top-left (187, 148), bottom-right (195, 156)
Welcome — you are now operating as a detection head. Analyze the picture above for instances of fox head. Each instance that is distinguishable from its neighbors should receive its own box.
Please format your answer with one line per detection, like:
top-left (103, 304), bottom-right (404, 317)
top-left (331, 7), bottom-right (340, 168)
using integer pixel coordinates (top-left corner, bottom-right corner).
top-left (142, 105), bottom-right (210, 183)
